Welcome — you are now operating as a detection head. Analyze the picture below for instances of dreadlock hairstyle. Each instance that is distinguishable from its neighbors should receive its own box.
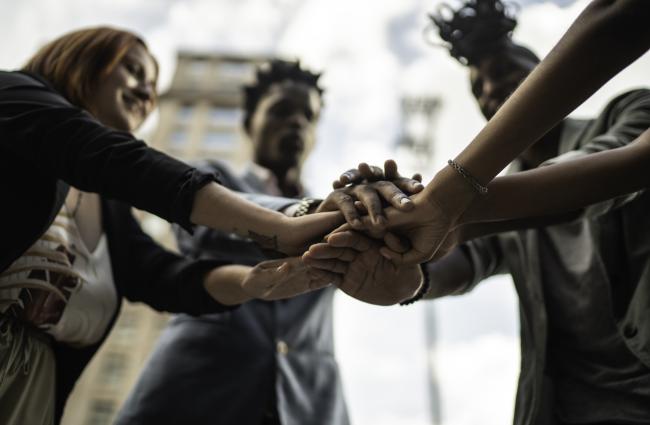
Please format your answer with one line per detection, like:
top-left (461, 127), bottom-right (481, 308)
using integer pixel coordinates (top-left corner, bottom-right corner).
top-left (243, 60), bottom-right (324, 132)
top-left (429, 0), bottom-right (536, 66)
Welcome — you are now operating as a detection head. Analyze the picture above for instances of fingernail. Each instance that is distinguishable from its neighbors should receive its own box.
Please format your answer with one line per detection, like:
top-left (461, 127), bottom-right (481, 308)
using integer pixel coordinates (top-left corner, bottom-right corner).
top-left (400, 197), bottom-right (412, 205)
top-left (380, 250), bottom-right (392, 260)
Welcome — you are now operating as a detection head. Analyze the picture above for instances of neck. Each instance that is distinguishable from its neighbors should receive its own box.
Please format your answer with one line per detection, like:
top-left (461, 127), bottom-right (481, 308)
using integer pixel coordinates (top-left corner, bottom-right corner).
top-left (256, 160), bottom-right (303, 198)
top-left (274, 166), bottom-right (303, 198)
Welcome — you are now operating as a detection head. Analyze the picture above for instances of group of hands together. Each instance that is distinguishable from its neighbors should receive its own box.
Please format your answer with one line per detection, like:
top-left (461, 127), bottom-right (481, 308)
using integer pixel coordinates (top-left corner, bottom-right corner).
top-left (242, 160), bottom-right (467, 306)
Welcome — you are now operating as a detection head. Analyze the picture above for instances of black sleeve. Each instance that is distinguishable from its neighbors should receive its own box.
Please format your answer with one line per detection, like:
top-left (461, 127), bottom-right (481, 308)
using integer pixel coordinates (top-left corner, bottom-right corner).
top-left (0, 72), bottom-right (217, 231)
top-left (105, 201), bottom-right (235, 316)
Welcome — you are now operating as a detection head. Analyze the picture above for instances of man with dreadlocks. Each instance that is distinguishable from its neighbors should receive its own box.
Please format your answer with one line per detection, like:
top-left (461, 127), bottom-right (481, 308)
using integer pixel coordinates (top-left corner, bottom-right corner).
top-left (115, 60), bottom-right (352, 425)
top-left (426, 1), bottom-right (650, 423)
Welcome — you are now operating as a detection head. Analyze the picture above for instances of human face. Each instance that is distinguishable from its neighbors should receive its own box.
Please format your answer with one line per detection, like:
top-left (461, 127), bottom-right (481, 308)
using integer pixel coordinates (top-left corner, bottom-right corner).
top-left (469, 52), bottom-right (536, 120)
top-left (248, 81), bottom-right (321, 172)
top-left (87, 43), bottom-right (157, 132)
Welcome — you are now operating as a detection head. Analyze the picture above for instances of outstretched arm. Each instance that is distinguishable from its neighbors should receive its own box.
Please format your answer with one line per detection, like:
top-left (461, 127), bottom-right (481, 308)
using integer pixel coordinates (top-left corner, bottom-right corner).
top-left (372, 1), bottom-right (650, 263)
top-left (452, 0), bottom-right (650, 184)
top-left (461, 129), bottom-right (650, 223)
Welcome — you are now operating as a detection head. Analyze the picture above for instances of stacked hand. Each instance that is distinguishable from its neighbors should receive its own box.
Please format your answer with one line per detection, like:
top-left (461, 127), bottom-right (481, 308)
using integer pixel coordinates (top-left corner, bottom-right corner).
top-left (328, 160), bottom-right (464, 264)
top-left (242, 257), bottom-right (342, 300)
top-left (234, 159), bottom-right (473, 306)
top-left (303, 230), bottom-right (423, 305)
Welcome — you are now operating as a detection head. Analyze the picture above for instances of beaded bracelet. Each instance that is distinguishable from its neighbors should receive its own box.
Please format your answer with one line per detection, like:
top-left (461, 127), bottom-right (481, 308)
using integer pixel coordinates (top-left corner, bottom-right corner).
top-left (447, 159), bottom-right (488, 195)
top-left (293, 197), bottom-right (320, 217)
top-left (400, 263), bottom-right (431, 306)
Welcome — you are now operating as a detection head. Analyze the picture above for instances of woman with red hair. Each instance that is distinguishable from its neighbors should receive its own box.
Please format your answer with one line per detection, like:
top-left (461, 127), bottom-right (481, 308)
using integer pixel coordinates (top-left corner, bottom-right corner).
top-left (0, 27), bottom-right (345, 424)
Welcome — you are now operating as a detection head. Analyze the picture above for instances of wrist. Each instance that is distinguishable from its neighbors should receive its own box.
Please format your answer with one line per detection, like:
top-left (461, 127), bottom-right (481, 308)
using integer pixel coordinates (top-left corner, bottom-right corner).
top-left (423, 164), bottom-right (481, 225)
top-left (400, 265), bottom-right (429, 306)
top-left (204, 265), bottom-right (253, 306)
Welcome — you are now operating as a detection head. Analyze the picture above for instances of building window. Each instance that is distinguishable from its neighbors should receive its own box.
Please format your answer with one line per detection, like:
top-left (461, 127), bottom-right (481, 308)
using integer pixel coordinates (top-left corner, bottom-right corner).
top-left (217, 61), bottom-right (254, 82)
top-left (208, 106), bottom-right (242, 128)
top-left (185, 59), bottom-right (210, 82)
top-left (87, 399), bottom-right (115, 425)
top-left (100, 352), bottom-right (127, 389)
top-left (113, 309), bottom-right (138, 345)
top-left (202, 130), bottom-right (237, 152)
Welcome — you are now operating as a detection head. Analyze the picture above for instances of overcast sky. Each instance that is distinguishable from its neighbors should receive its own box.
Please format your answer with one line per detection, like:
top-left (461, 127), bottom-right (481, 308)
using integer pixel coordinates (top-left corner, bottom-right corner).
top-left (3, 1), bottom-right (649, 424)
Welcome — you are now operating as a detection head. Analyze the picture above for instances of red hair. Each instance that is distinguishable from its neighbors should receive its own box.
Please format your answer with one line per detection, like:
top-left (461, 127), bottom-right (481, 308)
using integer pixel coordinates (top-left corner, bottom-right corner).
top-left (23, 26), bottom-right (158, 109)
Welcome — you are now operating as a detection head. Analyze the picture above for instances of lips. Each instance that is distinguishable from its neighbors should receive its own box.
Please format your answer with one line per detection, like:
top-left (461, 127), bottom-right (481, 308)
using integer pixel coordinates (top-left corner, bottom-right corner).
top-left (122, 92), bottom-right (144, 117)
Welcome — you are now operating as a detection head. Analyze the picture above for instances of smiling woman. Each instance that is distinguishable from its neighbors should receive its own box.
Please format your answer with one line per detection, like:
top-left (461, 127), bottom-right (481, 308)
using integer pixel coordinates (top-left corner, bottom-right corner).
top-left (0, 26), bottom-right (346, 425)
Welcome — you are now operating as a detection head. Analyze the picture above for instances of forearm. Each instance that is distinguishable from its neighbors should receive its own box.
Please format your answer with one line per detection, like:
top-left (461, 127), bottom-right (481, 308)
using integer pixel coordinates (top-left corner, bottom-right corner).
top-left (203, 265), bottom-right (253, 306)
top-left (454, 211), bottom-right (581, 242)
top-left (461, 130), bottom-right (650, 223)
top-left (190, 183), bottom-right (289, 248)
top-left (448, 0), bottom-right (650, 185)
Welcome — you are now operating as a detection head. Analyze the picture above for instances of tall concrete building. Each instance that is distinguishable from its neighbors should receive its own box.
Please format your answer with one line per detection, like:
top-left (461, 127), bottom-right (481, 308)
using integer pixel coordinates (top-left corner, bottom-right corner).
top-left (61, 51), bottom-right (272, 425)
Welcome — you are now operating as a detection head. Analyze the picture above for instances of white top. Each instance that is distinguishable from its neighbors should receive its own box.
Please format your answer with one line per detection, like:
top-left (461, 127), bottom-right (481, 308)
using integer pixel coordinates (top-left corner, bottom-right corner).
top-left (0, 204), bottom-right (118, 346)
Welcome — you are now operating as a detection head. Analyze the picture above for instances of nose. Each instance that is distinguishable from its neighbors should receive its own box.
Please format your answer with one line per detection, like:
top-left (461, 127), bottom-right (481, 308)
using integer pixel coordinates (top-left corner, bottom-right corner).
top-left (286, 112), bottom-right (308, 130)
top-left (132, 82), bottom-right (155, 103)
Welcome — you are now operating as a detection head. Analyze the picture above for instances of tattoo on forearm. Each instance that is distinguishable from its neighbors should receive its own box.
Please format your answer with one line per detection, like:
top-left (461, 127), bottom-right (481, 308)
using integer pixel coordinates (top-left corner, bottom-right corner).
top-left (248, 230), bottom-right (279, 250)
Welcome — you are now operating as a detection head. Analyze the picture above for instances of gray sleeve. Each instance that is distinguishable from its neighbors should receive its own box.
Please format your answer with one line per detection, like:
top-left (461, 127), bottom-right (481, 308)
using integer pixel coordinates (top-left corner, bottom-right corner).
top-left (460, 235), bottom-right (508, 293)
top-left (543, 89), bottom-right (650, 218)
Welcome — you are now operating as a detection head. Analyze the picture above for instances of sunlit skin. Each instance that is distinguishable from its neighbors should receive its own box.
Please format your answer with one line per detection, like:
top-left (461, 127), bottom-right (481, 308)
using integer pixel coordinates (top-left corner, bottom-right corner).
top-left (85, 43), bottom-right (158, 132)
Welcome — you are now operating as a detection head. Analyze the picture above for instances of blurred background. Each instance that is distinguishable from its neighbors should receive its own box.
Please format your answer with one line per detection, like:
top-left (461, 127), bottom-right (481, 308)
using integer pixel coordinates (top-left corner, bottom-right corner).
top-left (2, 0), bottom-right (649, 424)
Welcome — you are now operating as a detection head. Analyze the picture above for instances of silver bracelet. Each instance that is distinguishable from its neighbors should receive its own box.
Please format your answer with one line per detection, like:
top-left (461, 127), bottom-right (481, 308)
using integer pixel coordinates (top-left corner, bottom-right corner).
top-left (447, 159), bottom-right (488, 195)
top-left (293, 197), bottom-right (320, 217)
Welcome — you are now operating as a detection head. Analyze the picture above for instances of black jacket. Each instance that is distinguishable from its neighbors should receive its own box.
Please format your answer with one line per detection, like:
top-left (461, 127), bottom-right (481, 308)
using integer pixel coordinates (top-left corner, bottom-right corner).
top-left (0, 71), bottom-right (217, 272)
top-left (0, 70), bottom-right (232, 421)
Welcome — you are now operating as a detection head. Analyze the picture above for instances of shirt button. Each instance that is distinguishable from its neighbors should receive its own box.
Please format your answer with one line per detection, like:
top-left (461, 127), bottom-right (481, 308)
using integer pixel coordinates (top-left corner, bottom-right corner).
top-left (276, 340), bottom-right (289, 355)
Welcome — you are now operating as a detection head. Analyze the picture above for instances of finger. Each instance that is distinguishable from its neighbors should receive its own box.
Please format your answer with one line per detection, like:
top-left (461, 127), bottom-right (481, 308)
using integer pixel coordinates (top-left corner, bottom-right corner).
top-left (353, 201), bottom-right (367, 214)
top-left (412, 173), bottom-right (422, 182)
top-left (324, 222), bottom-right (352, 240)
top-left (373, 181), bottom-right (414, 210)
top-left (392, 178), bottom-right (425, 195)
top-left (384, 159), bottom-right (399, 180)
top-left (326, 231), bottom-right (375, 251)
top-left (303, 258), bottom-right (349, 274)
top-left (354, 186), bottom-right (386, 227)
top-left (358, 163), bottom-right (384, 181)
top-left (304, 244), bottom-right (357, 261)
top-left (339, 168), bottom-right (363, 186)
top-left (384, 232), bottom-right (410, 254)
top-left (379, 246), bottom-right (429, 265)
top-left (383, 159), bottom-right (424, 194)
top-left (332, 192), bottom-right (363, 229)
top-left (332, 180), bottom-right (345, 189)
top-left (308, 269), bottom-right (341, 288)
